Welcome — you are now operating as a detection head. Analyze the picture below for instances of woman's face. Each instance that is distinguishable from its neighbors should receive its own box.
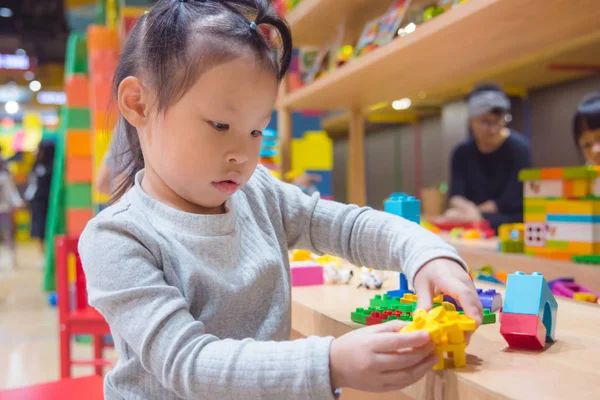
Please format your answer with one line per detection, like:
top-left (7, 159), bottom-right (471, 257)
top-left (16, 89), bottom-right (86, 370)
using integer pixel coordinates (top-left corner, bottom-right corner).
top-left (578, 129), bottom-right (600, 165)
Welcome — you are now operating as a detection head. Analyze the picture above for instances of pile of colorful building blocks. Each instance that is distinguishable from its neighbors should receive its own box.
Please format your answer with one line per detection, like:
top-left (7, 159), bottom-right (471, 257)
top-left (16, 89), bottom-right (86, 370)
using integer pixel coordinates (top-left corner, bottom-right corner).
top-left (519, 166), bottom-right (600, 261)
top-left (500, 272), bottom-right (558, 350)
top-left (400, 307), bottom-right (476, 370)
top-left (350, 274), bottom-right (498, 328)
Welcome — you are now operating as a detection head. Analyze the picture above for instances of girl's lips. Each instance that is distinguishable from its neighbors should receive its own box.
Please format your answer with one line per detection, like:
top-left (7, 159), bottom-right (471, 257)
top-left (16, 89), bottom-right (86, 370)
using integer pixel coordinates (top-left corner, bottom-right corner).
top-left (212, 180), bottom-right (239, 195)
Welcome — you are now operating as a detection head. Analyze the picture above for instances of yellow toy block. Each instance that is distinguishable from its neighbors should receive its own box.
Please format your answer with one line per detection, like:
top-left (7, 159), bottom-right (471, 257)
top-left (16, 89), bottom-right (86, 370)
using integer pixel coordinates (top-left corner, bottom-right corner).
top-left (573, 293), bottom-right (598, 303)
top-left (572, 179), bottom-right (592, 198)
top-left (291, 249), bottom-right (312, 262)
top-left (442, 301), bottom-right (456, 311)
top-left (545, 201), bottom-right (569, 214)
top-left (463, 229), bottom-right (481, 239)
top-left (400, 308), bottom-right (476, 370)
top-left (14, 210), bottom-right (31, 224)
top-left (16, 231), bottom-right (30, 242)
top-left (291, 131), bottom-right (333, 172)
top-left (93, 130), bottom-right (112, 169)
top-left (315, 254), bottom-right (342, 267)
top-left (401, 293), bottom-right (418, 304)
top-left (567, 200), bottom-right (600, 214)
top-left (524, 213), bottom-right (546, 222)
top-left (566, 242), bottom-right (595, 253)
top-left (93, 190), bottom-right (111, 205)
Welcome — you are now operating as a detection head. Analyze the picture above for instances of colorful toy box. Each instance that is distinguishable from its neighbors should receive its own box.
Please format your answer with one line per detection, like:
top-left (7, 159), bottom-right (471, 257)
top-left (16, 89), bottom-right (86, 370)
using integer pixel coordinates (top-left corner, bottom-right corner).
top-left (519, 166), bottom-right (600, 260)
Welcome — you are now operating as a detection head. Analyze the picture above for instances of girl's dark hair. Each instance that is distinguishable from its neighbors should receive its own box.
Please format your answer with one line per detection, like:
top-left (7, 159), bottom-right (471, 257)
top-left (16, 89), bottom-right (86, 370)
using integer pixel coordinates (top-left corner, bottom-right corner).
top-left (466, 82), bottom-right (508, 116)
top-left (111, 0), bottom-right (292, 201)
top-left (573, 91), bottom-right (600, 147)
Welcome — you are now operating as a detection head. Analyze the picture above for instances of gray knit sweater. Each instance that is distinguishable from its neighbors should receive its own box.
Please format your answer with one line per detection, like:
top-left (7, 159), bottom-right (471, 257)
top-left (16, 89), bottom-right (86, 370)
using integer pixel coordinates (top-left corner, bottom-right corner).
top-left (79, 165), bottom-right (466, 400)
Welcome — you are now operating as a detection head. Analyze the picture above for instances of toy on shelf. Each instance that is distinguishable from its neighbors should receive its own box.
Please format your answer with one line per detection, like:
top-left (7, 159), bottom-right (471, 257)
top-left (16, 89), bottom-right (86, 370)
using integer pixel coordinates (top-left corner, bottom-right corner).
top-left (384, 192), bottom-right (420, 224)
top-left (357, 267), bottom-right (384, 290)
top-left (500, 272), bottom-right (558, 349)
top-left (400, 307), bottom-right (476, 370)
top-left (572, 254), bottom-right (600, 265)
top-left (290, 262), bottom-right (324, 287)
top-left (433, 219), bottom-right (491, 232)
top-left (547, 278), bottom-right (598, 303)
top-left (519, 166), bottom-right (600, 260)
top-left (498, 223), bottom-right (525, 253)
top-left (470, 265), bottom-right (507, 285)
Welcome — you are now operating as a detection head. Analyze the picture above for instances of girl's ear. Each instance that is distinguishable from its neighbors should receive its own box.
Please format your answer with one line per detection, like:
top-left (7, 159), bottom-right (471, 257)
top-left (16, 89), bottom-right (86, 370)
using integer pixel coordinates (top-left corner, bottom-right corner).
top-left (117, 76), bottom-right (148, 128)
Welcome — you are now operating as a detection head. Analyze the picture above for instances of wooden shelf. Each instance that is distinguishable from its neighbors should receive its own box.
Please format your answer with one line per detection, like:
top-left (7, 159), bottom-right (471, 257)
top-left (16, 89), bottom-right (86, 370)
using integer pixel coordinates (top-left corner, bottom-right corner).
top-left (281, 0), bottom-right (600, 111)
top-left (285, 0), bottom-right (392, 47)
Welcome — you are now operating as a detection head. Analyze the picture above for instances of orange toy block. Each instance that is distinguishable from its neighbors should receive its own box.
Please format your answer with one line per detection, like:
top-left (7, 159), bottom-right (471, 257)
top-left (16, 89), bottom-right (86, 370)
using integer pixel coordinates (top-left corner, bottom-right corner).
top-left (87, 25), bottom-right (119, 51)
top-left (66, 130), bottom-right (92, 157)
top-left (66, 156), bottom-right (93, 183)
top-left (93, 111), bottom-right (118, 132)
top-left (540, 168), bottom-right (564, 180)
top-left (67, 208), bottom-right (94, 236)
top-left (563, 180), bottom-right (574, 197)
top-left (65, 75), bottom-right (90, 107)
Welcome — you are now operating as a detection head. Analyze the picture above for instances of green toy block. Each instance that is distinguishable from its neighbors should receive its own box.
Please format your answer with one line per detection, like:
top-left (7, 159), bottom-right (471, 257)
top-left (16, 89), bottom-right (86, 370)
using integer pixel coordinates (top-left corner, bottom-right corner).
top-left (351, 307), bottom-right (376, 325)
top-left (66, 184), bottom-right (92, 208)
top-left (482, 309), bottom-right (496, 324)
top-left (65, 33), bottom-right (88, 76)
top-left (563, 166), bottom-right (598, 179)
top-left (572, 255), bottom-right (600, 265)
top-left (501, 241), bottom-right (524, 253)
top-left (64, 107), bottom-right (91, 130)
top-left (518, 168), bottom-right (541, 181)
top-left (524, 205), bottom-right (546, 214)
top-left (546, 240), bottom-right (569, 250)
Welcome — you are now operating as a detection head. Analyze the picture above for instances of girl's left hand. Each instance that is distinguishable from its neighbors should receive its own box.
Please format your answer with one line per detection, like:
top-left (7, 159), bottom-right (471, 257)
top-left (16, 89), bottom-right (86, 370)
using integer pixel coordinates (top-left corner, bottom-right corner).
top-left (412, 258), bottom-right (483, 325)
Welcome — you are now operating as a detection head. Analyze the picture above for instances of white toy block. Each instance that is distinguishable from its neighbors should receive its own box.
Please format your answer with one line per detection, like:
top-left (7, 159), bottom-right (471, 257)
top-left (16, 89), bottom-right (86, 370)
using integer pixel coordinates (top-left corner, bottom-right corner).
top-left (524, 180), bottom-right (563, 198)
top-left (525, 223), bottom-right (547, 247)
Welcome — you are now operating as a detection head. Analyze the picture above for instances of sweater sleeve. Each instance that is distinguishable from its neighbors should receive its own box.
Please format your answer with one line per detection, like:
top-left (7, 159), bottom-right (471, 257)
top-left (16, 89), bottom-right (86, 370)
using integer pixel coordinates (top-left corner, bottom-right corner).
top-left (449, 145), bottom-right (468, 199)
top-left (79, 216), bottom-right (336, 400)
top-left (252, 166), bottom-right (467, 284)
top-left (492, 141), bottom-right (532, 213)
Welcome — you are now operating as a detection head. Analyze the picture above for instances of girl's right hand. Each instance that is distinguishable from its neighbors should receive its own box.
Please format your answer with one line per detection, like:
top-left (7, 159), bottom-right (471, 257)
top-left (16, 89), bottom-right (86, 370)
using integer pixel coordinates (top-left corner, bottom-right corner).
top-left (329, 321), bottom-right (437, 393)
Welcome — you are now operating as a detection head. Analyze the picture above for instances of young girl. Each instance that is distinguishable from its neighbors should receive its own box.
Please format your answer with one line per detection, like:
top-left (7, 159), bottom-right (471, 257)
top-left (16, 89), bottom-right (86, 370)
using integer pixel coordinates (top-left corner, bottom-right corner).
top-left (573, 91), bottom-right (600, 166)
top-left (79, 1), bottom-right (482, 398)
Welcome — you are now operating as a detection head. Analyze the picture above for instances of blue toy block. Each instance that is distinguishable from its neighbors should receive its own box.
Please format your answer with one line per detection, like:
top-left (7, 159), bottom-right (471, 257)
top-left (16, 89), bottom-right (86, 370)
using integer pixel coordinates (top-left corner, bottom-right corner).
top-left (262, 128), bottom-right (277, 139)
top-left (477, 274), bottom-right (504, 285)
top-left (387, 273), bottom-right (414, 298)
top-left (384, 193), bottom-right (421, 224)
top-left (477, 288), bottom-right (502, 312)
top-left (48, 291), bottom-right (58, 307)
top-left (503, 271), bottom-right (558, 341)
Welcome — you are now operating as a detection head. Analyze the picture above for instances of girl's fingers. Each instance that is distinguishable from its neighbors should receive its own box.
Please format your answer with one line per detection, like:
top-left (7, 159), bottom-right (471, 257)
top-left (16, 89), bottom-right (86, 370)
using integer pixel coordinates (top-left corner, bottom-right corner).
top-left (375, 342), bottom-right (436, 372)
top-left (371, 330), bottom-right (431, 353)
top-left (381, 352), bottom-right (439, 388)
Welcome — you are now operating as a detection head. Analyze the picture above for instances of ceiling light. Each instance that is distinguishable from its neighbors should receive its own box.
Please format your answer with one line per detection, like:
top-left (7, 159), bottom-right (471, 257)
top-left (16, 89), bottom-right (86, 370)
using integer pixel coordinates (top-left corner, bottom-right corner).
top-left (392, 98), bottom-right (412, 110)
top-left (5, 101), bottom-right (19, 115)
top-left (29, 80), bottom-right (42, 92)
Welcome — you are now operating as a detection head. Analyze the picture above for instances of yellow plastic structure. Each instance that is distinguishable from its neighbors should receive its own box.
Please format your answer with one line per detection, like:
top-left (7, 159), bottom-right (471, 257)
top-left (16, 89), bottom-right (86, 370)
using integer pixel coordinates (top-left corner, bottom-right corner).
top-left (400, 308), bottom-right (476, 370)
top-left (400, 293), bottom-right (444, 304)
top-left (291, 250), bottom-right (312, 262)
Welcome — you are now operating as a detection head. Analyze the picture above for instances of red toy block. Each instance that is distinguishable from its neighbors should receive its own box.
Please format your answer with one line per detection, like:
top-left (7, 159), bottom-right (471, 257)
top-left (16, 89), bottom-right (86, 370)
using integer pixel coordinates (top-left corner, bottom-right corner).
top-left (433, 220), bottom-right (491, 232)
top-left (66, 130), bottom-right (92, 157)
top-left (66, 156), bottom-right (93, 183)
top-left (500, 312), bottom-right (546, 349)
top-left (65, 75), bottom-right (90, 107)
top-left (0, 375), bottom-right (103, 400)
top-left (366, 311), bottom-right (388, 325)
top-left (66, 209), bottom-right (94, 236)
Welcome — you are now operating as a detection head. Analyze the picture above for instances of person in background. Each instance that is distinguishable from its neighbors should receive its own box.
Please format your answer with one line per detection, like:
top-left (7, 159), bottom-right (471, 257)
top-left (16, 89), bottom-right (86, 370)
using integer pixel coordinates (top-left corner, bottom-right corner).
top-left (442, 83), bottom-right (532, 231)
top-left (573, 92), bottom-right (600, 166)
top-left (25, 141), bottom-right (55, 259)
top-left (0, 157), bottom-right (24, 267)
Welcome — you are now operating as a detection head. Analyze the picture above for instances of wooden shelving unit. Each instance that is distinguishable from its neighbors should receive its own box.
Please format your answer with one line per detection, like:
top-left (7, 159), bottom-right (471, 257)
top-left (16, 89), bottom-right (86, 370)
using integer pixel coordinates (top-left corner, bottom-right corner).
top-left (278, 0), bottom-right (600, 205)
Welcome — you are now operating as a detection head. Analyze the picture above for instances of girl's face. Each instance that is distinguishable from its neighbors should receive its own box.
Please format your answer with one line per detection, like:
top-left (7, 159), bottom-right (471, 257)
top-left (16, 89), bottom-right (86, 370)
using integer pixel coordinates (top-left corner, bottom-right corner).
top-left (578, 129), bottom-right (600, 166)
top-left (140, 55), bottom-right (278, 214)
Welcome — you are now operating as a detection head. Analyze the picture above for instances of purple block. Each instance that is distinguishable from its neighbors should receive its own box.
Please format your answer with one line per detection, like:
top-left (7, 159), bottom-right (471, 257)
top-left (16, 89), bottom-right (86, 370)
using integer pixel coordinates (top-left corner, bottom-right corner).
top-left (443, 295), bottom-right (463, 311)
top-left (477, 288), bottom-right (502, 312)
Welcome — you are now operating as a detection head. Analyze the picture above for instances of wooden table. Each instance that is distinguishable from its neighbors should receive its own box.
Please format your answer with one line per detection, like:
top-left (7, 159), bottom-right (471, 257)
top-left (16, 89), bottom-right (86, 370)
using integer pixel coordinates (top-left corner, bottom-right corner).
top-left (442, 235), bottom-right (600, 295)
top-left (291, 273), bottom-right (600, 400)
top-left (0, 375), bottom-right (103, 400)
